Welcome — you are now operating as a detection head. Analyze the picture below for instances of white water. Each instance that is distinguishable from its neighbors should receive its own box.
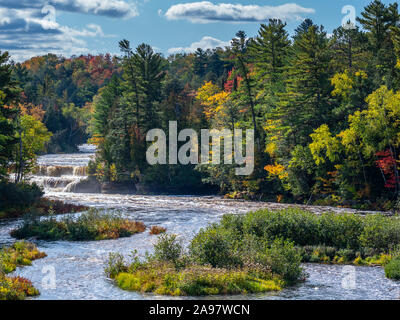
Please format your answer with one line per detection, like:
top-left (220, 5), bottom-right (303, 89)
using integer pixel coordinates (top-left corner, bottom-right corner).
top-left (1, 146), bottom-right (400, 300)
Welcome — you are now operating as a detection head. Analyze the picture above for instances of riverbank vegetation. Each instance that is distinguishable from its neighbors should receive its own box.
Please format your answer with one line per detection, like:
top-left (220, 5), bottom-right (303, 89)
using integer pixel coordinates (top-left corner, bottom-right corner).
top-left (0, 181), bottom-right (87, 219)
top-left (106, 232), bottom-right (304, 296)
top-left (212, 208), bottom-right (400, 262)
top-left (11, 209), bottom-right (146, 241)
top-left (0, 241), bottom-right (46, 300)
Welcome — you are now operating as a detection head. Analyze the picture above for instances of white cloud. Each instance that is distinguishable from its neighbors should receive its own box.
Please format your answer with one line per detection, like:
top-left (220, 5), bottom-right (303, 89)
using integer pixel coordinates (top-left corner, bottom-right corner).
top-left (164, 2), bottom-right (315, 23)
top-left (49, 0), bottom-right (138, 19)
top-left (168, 36), bottom-right (230, 54)
top-left (0, 7), bottom-right (106, 61)
top-left (0, 0), bottom-right (138, 19)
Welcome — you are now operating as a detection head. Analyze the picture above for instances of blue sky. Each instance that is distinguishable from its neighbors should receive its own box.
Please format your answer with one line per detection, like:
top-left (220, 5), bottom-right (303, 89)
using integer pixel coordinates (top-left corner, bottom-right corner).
top-left (0, 0), bottom-right (394, 61)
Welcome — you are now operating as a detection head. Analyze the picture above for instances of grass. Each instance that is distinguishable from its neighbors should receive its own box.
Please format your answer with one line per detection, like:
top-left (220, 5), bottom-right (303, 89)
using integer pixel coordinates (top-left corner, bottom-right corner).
top-left (0, 241), bottom-right (46, 300)
top-left (10, 209), bottom-right (146, 241)
top-left (114, 262), bottom-right (282, 296)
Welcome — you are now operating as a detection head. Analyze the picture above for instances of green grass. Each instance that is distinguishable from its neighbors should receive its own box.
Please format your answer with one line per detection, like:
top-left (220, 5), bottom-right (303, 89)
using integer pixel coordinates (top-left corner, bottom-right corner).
top-left (114, 262), bottom-right (282, 296)
top-left (0, 241), bottom-right (46, 300)
top-left (10, 209), bottom-right (146, 241)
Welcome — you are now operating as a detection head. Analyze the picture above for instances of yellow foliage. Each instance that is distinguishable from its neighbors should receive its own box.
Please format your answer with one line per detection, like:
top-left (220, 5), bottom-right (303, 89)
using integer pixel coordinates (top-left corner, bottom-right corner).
top-left (264, 163), bottom-right (288, 180)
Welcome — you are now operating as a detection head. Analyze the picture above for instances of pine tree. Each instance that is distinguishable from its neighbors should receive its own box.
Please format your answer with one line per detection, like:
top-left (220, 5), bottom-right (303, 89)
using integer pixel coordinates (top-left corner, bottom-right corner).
top-left (357, 0), bottom-right (398, 85)
top-left (281, 25), bottom-right (332, 147)
top-left (0, 51), bottom-right (17, 180)
top-left (330, 26), bottom-right (369, 72)
top-left (251, 19), bottom-right (290, 83)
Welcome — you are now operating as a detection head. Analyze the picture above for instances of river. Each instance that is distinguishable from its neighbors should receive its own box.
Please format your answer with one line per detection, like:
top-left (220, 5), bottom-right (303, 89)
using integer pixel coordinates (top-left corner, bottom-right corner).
top-left (1, 146), bottom-right (399, 300)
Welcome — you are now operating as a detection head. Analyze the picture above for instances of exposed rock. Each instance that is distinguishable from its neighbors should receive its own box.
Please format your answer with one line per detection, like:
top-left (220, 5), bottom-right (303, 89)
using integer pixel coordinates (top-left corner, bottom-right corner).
top-left (64, 176), bottom-right (101, 193)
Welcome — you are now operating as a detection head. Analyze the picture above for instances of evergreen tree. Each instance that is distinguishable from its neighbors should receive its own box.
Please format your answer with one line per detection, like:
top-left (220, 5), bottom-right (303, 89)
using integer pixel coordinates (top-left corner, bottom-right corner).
top-left (0, 51), bottom-right (17, 180)
top-left (330, 26), bottom-right (369, 72)
top-left (357, 0), bottom-right (399, 86)
top-left (251, 19), bottom-right (290, 83)
top-left (282, 25), bottom-right (333, 147)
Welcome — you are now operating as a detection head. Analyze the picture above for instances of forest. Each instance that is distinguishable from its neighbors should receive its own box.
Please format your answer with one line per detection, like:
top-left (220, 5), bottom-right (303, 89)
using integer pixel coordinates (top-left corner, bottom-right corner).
top-left (1, 0), bottom-right (400, 211)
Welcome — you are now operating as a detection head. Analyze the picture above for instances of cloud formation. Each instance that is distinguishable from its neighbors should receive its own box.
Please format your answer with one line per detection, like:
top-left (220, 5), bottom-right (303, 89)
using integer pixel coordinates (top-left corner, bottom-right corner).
top-left (49, 0), bottom-right (138, 19)
top-left (0, 5), bottom-right (107, 61)
top-left (168, 36), bottom-right (230, 54)
top-left (0, 0), bottom-right (138, 19)
top-left (164, 2), bottom-right (315, 23)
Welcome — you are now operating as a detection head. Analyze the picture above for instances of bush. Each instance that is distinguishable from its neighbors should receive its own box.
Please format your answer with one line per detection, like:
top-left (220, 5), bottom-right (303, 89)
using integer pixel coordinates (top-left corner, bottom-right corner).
top-left (154, 234), bottom-right (183, 265)
top-left (105, 253), bottom-right (129, 279)
top-left (0, 275), bottom-right (40, 300)
top-left (385, 256), bottom-right (400, 280)
top-left (189, 226), bottom-right (241, 268)
top-left (0, 241), bottom-right (47, 274)
top-left (264, 239), bottom-right (304, 284)
top-left (11, 209), bottom-right (146, 241)
top-left (217, 209), bottom-right (400, 254)
top-left (0, 182), bottom-right (43, 215)
top-left (0, 242), bottom-right (46, 300)
top-left (359, 215), bottom-right (400, 252)
top-left (149, 226), bottom-right (167, 235)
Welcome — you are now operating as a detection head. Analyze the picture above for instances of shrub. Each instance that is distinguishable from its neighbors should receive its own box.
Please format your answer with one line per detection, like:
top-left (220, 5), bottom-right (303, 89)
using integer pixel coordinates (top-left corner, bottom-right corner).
top-left (220, 208), bottom-right (400, 254)
top-left (264, 239), bottom-right (304, 284)
top-left (149, 226), bottom-right (167, 235)
top-left (154, 234), bottom-right (183, 265)
top-left (11, 209), bottom-right (146, 241)
top-left (189, 226), bottom-right (241, 268)
top-left (0, 242), bottom-right (46, 300)
top-left (0, 275), bottom-right (40, 300)
top-left (0, 182), bottom-right (43, 218)
top-left (105, 253), bottom-right (129, 279)
top-left (385, 256), bottom-right (400, 280)
top-left (0, 241), bottom-right (47, 274)
top-left (359, 215), bottom-right (400, 252)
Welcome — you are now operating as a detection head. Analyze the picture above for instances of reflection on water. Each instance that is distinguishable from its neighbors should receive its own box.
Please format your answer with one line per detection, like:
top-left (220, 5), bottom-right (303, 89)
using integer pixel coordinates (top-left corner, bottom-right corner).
top-left (1, 147), bottom-right (399, 300)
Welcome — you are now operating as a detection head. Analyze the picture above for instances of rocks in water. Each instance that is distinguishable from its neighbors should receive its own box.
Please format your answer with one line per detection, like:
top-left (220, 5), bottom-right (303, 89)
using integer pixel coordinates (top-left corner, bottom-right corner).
top-left (64, 176), bottom-right (102, 193)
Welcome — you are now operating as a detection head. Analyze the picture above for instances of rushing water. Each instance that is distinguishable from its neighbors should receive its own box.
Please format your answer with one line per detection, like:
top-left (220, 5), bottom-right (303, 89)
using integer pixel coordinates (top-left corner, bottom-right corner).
top-left (1, 147), bottom-right (399, 300)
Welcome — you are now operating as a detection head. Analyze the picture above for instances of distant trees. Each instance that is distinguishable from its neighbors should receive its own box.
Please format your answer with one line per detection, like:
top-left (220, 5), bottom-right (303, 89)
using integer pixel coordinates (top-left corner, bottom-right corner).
top-left (4, 0), bottom-right (400, 208)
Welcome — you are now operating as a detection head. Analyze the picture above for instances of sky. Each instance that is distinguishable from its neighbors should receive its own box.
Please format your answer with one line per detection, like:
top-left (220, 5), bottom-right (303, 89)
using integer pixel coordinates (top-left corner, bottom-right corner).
top-left (0, 0), bottom-right (394, 62)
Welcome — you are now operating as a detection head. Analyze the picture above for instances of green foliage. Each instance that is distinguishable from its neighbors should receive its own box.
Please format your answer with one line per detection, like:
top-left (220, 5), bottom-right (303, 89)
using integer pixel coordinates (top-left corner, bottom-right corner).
top-left (10, 209), bottom-right (146, 241)
top-left (384, 256), bottom-right (400, 279)
top-left (189, 226), bottom-right (241, 268)
top-left (219, 208), bottom-right (400, 254)
top-left (154, 234), bottom-right (183, 265)
top-left (264, 239), bottom-right (303, 284)
top-left (0, 51), bottom-right (18, 180)
top-left (0, 181), bottom-right (43, 214)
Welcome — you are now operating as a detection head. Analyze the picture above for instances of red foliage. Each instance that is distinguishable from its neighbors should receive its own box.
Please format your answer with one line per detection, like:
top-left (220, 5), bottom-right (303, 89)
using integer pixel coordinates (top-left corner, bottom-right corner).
top-left (375, 150), bottom-right (398, 189)
top-left (224, 69), bottom-right (243, 92)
